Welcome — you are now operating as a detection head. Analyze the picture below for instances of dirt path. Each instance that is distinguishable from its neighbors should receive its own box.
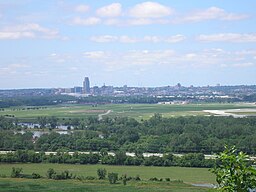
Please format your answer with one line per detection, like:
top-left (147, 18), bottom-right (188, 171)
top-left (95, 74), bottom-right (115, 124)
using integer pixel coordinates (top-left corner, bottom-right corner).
top-left (98, 110), bottom-right (112, 120)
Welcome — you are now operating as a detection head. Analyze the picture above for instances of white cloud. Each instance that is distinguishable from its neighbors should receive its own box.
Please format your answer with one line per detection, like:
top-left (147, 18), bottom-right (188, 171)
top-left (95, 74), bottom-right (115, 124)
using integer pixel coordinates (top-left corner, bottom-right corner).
top-left (90, 35), bottom-right (186, 43)
top-left (129, 2), bottom-right (173, 18)
top-left (72, 17), bottom-right (101, 25)
top-left (165, 35), bottom-right (186, 43)
top-left (83, 51), bottom-right (107, 59)
top-left (198, 33), bottom-right (256, 42)
top-left (104, 18), bottom-right (121, 25)
top-left (127, 18), bottom-right (154, 25)
top-left (74, 4), bottom-right (89, 13)
top-left (175, 7), bottom-right (248, 23)
top-left (144, 36), bottom-right (161, 43)
top-left (0, 64), bottom-right (28, 75)
top-left (0, 23), bottom-right (60, 40)
top-left (96, 3), bottom-right (122, 17)
top-left (233, 62), bottom-right (254, 68)
top-left (90, 35), bottom-right (118, 43)
top-left (119, 36), bottom-right (138, 43)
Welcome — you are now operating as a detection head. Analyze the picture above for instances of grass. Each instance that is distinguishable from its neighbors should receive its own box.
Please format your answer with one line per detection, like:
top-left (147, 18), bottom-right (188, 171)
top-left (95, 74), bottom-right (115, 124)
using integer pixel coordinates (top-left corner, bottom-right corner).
top-left (0, 163), bottom-right (215, 184)
top-left (0, 163), bottom-right (216, 192)
top-left (0, 178), bottom-right (215, 192)
top-left (1, 103), bottom-right (256, 121)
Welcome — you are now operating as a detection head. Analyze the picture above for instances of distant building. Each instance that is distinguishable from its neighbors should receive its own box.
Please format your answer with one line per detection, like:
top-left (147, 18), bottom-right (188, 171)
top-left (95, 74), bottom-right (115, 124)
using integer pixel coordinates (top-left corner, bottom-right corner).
top-left (83, 77), bottom-right (90, 94)
top-left (73, 86), bottom-right (83, 93)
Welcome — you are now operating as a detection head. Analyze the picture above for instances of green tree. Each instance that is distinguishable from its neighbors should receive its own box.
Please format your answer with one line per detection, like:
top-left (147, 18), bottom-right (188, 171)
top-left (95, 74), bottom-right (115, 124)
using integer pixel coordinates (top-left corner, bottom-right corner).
top-left (46, 168), bottom-right (56, 179)
top-left (211, 146), bottom-right (256, 192)
top-left (97, 168), bottom-right (107, 180)
top-left (108, 172), bottom-right (118, 184)
top-left (11, 167), bottom-right (23, 178)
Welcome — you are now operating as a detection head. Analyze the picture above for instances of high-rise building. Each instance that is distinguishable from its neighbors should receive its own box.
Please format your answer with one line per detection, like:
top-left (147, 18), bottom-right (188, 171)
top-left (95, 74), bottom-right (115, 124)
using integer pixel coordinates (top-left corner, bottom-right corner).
top-left (83, 77), bottom-right (90, 94)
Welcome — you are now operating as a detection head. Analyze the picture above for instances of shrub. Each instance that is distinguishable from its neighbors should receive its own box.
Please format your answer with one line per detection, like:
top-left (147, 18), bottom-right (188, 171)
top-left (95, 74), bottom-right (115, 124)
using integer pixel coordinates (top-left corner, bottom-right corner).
top-left (97, 168), bottom-right (107, 180)
top-left (85, 176), bottom-right (97, 180)
top-left (46, 168), bottom-right (55, 179)
top-left (134, 175), bottom-right (141, 181)
top-left (11, 167), bottom-right (23, 178)
top-left (32, 172), bottom-right (41, 179)
top-left (108, 172), bottom-right (118, 184)
top-left (149, 177), bottom-right (158, 181)
top-left (122, 174), bottom-right (127, 185)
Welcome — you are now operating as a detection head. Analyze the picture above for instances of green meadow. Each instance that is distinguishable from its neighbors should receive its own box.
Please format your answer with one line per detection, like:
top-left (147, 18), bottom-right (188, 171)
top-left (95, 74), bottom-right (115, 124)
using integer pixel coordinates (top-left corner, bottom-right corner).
top-left (0, 164), bottom-right (216, 192)
top-left (1, 103), bottom-right (255, 121)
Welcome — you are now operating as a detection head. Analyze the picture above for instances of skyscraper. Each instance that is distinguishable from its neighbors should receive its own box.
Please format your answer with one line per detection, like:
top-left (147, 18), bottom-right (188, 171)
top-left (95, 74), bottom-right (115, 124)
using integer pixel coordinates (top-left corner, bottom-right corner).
top-left (83, 77), bottom-right (90, 94)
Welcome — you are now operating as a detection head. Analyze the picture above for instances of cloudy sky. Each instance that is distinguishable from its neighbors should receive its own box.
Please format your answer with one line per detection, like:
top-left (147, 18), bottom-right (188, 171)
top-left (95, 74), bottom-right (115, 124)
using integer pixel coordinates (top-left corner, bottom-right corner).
top-left (0, 0), bottom-right (256, 89)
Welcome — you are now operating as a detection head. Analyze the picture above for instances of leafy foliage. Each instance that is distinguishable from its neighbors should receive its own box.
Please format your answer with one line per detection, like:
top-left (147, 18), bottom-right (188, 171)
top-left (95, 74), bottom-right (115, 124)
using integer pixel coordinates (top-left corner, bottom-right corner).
top-left (11, 167), bottom-right (23, 178)
top-left (108, 172), bottom-right (118, 184)
top-left (97, 168), bottom-right (107, 180)
top-left (211, 146), bottom-right (256, 191)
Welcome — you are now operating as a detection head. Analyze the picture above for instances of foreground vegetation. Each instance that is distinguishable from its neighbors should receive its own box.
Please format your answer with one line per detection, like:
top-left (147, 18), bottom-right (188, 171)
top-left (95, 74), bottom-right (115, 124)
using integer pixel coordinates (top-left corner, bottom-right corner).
top-left (0, 163), bottom-right (216, 191)
top-left (0, 178), bottom-right (214, 192)
top-left (0, 163), bottom-right (215, 183)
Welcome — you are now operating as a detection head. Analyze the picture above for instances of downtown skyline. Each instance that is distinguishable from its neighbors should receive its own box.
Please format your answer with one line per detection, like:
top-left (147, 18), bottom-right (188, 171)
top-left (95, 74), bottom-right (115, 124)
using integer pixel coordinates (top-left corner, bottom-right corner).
top-left (0, 0), bottom-right (256, 89)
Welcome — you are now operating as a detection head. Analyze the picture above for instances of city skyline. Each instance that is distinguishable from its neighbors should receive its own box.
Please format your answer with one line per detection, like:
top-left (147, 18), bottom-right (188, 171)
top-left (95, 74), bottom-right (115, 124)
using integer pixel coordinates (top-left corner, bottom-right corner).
top-left (0, 1), bottom-right (256, 89)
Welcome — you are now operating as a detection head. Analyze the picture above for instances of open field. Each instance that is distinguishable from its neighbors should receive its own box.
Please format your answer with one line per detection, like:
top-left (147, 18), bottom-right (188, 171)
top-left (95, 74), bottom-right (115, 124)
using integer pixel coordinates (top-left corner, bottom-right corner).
top-left (1, 103), bottom-right (256, 120)
top-left (0, 178), bottom-right (215, 192)
top-left (0, 164), bottom-right (215, 184)
top-left (0, 163), bottom-right (215, 192)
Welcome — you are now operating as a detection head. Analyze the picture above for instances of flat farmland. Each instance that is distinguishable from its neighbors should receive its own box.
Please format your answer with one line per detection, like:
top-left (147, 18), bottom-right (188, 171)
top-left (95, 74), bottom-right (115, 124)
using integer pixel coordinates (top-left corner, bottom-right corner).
top-left (0, 163), bottom-right (215, 184)
top-left (1, 103), bottom-right (256, 120)
top-left (0, 164), bottom-right (216, 191)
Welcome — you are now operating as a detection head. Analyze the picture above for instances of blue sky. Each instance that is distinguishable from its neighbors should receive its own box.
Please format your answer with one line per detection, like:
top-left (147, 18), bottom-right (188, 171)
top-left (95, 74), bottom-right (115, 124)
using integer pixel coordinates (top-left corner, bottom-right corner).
top-left (0, 0), bottom-right (256, 88)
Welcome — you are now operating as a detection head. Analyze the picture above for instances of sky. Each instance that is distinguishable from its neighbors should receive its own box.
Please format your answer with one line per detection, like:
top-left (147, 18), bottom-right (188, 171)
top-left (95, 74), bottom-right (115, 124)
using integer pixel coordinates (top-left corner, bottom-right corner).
top-left (0, 0), bottom-right (256, 89)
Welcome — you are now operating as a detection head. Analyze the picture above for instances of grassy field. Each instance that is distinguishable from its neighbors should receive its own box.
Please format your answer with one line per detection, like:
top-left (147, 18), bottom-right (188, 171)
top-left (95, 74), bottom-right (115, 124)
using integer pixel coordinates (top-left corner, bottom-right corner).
top-left (0, 178), bottom-right (215, 192)
top-left (1, 103), bottom-right (255, 120)
top-left (0, 163), bottom-right (216, 192)
top-left (0, 164), bottom-right (215, 184)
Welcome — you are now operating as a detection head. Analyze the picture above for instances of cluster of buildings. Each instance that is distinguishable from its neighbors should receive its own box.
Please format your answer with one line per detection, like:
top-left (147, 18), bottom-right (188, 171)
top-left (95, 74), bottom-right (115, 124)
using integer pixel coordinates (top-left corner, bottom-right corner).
top-left (56, 77), bottom-right (90, 95)
top-left (1, 77), bottom-right (256, 102)
top-left (52, 77), bottom-right (256, 102)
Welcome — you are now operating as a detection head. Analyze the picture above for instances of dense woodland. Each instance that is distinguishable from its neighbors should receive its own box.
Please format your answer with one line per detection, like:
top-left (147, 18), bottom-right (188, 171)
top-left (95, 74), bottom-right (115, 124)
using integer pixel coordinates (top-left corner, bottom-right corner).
top-left (1, 115), bottom-right (256, 155)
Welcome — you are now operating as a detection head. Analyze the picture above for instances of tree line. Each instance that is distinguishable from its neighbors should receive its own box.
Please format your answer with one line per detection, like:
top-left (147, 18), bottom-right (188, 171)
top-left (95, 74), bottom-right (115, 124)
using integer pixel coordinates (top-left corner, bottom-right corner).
top-left (1, 115), bottom-right (256, 154)
top-left (0, 150), bottom-right (214, 168)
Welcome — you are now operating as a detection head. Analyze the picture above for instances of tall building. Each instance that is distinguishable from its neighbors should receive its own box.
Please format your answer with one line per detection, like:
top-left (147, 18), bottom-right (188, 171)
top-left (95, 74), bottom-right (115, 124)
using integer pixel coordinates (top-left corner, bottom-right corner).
top-left (83, 77), bottom-right (90, 94)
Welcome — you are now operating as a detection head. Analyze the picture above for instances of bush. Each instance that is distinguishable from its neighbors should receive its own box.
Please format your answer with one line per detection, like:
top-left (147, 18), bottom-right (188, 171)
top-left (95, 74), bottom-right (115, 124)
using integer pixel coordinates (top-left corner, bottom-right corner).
top-left (134, 175), bottom-right (141, 181)
top-left (108, 172), bottom-right (118, 184)
top-left (52, 170), bottom-right (73, 180)
top-left (97, 168), bottom-right (107, 180)
top-left (46, 168), bottom-right (55, 179)
top-left (32, 172), bottom-right (41, 179)
top-left (122, 174), bottom-right (127, 185)
top-left (85, 176), bottom-right (97, 180)
top-left (11, 167), bottom-right (23, 178)
top-left (165, 178), bottom-right (170, 181)
top-left (149, 177), bottom-right (159, 181)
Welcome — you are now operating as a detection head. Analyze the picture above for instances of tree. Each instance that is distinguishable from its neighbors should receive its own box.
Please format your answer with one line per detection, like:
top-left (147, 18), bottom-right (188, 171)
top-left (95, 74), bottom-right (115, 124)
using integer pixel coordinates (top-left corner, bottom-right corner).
top-left (108, 172), bottom-right (118, 184)
top-left (11, 167), bottom-right (23, 178)
top-left (97, 168), bottom-right (107, 180)
top-left (46, 168), bottom-right (56, 179)
top-left (211, 146), bottom-right (256, 192)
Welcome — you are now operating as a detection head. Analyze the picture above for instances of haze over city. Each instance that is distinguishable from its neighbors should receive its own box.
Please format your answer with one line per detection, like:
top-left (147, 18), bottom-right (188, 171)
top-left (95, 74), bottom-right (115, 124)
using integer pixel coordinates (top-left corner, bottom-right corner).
top-left (0, 0), bottom-right (256, 89)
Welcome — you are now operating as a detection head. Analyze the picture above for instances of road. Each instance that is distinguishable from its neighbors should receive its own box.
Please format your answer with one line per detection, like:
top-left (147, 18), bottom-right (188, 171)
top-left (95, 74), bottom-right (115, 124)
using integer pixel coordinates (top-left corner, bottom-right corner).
top-left (98, 110), bottom-right (112, 120)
